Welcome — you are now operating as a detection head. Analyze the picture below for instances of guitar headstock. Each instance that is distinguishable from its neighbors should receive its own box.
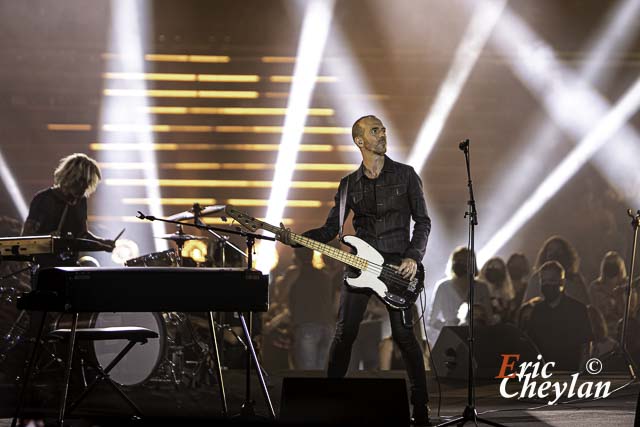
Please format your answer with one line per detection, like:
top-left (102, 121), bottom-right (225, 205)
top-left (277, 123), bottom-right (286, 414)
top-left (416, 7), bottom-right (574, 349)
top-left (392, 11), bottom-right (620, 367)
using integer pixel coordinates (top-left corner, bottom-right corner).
top-left (224, 205), bottom-right (262, 232)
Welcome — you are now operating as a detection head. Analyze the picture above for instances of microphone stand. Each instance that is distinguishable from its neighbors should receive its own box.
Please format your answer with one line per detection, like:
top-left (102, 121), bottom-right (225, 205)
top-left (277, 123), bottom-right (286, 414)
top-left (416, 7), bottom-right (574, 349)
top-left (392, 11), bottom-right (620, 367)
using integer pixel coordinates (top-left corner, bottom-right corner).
top-left (438, 140), bottom-right (506, 427)
top-left (137, 211), bottom-right (276, 419)
top-left (600, 209), bottom-right (640, 380)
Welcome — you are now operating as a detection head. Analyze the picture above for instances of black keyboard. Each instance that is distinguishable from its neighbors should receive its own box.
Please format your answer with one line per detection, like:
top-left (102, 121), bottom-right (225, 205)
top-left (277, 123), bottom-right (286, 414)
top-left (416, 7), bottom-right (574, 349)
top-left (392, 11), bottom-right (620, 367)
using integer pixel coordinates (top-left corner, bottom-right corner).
top-left (17, 267), bottom-right (269, 312)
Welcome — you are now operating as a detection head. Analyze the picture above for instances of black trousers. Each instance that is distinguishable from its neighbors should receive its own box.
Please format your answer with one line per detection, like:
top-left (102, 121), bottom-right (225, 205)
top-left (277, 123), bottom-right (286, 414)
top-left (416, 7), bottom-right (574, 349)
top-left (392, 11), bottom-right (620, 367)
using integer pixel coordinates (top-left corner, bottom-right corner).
top-left (327, 283), bottom-right (428, 406)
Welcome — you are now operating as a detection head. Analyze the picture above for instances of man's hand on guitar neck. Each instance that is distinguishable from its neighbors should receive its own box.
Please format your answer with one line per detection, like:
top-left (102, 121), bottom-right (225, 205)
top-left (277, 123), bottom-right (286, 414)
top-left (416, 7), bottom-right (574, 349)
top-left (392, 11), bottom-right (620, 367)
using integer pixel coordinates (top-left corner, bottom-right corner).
top-left (278, 222), bottom-right (295, 246)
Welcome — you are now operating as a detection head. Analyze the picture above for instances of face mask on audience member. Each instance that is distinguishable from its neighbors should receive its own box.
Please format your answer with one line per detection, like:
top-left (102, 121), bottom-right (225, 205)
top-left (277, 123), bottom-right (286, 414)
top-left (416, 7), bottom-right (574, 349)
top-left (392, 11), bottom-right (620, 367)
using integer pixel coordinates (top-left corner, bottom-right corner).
top-left (541, 285), bottom-right (562, 303)
top-left (508, 265), bottom-right (526, 281)
top-left (603, 262), bottom-right (620, 279)
top-left (485, 268), bottom-right (505, 285)
top-left (452, 262), bottom-right (468, 278)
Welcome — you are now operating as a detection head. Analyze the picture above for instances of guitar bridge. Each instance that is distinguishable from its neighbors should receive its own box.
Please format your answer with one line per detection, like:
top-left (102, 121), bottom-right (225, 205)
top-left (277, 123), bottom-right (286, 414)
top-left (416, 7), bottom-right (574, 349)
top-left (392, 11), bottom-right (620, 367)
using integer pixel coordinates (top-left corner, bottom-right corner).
top-left (385, 293), bottom-right (406, 306)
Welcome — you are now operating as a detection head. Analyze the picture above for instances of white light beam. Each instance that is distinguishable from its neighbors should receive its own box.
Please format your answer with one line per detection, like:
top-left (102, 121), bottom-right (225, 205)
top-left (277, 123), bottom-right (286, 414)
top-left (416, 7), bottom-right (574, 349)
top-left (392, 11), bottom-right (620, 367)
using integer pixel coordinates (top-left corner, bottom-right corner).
top-left (256, 0), bottom-right (335, 272)
top-left (407, 0), bottom-right (506, 173)
top-left (478, 74), bottom-right (640, 265)
top-left (0, 149), bottom-right (28, 220)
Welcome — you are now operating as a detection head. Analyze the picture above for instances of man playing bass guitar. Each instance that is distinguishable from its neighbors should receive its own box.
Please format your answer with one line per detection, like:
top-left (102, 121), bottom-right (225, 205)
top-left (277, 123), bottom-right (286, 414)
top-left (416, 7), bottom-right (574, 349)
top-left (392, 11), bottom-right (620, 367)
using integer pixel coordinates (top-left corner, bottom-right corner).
top-left (280, 115), bottom-right (432, 426)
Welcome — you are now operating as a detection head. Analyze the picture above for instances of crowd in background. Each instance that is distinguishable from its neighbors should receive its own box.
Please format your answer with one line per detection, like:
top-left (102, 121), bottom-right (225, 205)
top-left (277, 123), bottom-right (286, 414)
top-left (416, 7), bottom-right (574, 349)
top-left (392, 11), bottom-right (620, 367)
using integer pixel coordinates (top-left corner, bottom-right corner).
top-left (1, 212), bottom-right (639, 376)
top-left (262, 234), bottom-right (639, 374)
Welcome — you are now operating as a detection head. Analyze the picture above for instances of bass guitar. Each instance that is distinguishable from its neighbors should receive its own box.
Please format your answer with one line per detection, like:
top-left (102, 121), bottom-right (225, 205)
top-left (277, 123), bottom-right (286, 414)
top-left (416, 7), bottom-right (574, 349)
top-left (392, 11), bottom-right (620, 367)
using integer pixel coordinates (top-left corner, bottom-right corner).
top-left (225, 205), bottom-right (424, 310)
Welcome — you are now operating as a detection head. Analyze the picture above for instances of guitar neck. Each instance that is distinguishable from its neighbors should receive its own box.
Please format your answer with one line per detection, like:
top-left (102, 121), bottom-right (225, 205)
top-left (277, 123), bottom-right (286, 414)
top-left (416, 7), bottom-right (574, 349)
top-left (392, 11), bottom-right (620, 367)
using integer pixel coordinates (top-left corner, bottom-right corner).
top-left (258, 221), bottom-right (367, 270)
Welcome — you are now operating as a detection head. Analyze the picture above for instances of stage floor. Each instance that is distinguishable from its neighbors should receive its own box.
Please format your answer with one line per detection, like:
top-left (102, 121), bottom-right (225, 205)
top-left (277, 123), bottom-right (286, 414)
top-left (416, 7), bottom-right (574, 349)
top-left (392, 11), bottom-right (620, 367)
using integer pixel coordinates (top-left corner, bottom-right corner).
top-left (1, 370), bottom-right (637, 426)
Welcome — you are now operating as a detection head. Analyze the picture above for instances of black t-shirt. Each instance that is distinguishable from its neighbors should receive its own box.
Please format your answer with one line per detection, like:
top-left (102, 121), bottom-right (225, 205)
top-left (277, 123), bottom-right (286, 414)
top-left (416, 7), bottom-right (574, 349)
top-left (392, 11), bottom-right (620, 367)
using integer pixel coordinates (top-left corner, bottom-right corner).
top-left (526, 295), bottom-right (593, 371)
top-left (24, 187), bottom-right (88, 267)
top-left (25, 187), bottom-right (88, 237)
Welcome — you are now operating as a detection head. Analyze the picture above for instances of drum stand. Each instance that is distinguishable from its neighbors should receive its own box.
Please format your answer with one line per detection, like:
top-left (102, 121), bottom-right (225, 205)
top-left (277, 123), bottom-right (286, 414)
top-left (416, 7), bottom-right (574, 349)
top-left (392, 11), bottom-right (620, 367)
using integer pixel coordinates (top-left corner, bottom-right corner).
top-left (169, 221), bottom-right (229, 415)
top-left (137, 209), bottom-right (276, 419)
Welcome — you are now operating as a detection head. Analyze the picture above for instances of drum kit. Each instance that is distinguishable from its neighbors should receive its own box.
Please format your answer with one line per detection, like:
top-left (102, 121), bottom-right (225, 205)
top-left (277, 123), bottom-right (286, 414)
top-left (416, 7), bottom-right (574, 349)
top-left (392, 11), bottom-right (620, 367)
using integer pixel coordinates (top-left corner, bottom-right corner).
top-left (0, 204), bottom-right (252, 390)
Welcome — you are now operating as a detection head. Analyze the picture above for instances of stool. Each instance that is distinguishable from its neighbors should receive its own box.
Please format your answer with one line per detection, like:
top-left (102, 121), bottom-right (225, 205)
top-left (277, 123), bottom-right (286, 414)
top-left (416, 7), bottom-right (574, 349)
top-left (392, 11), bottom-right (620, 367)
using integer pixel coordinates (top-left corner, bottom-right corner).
top-left (48, 326), bottom-right (158, 420)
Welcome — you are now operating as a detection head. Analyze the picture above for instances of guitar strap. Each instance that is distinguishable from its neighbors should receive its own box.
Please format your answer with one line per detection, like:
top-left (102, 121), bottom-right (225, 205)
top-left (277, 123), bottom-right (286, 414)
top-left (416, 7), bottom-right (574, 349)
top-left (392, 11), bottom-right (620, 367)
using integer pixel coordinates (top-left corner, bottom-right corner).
top-left (338, 176), bottom-right (348, 240)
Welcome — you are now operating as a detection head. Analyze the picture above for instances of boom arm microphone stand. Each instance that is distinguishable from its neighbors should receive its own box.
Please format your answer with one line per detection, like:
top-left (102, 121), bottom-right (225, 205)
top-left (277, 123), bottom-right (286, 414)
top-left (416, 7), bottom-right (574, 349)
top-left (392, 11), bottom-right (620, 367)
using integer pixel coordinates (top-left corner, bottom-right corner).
top-left (438, 140), bottom-right (506, 427)
top-left (137, 211), bottom-right (276, 419)
top-left (189, 204), bottom-right (271, 419)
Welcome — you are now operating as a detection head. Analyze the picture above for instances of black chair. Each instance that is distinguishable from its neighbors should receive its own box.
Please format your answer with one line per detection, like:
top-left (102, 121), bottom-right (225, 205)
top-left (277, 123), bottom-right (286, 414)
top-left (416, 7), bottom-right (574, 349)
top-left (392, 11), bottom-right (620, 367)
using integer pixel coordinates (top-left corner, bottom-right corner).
top-left (47, 326), bottom-right (158, 419)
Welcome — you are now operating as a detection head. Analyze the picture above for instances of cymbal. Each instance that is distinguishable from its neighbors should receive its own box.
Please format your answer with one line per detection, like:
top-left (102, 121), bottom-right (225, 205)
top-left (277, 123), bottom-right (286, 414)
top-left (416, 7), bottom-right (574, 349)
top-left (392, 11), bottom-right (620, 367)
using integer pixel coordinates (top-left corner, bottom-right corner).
top-left (155, 233), bottom-right (207, 243)
top-left (167, 205), bottom-right (226, 222)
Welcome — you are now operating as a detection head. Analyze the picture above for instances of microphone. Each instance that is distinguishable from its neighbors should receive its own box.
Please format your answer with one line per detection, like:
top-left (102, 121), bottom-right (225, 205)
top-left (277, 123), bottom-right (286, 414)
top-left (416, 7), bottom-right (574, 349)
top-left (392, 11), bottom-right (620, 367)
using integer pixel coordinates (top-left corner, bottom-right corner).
top-left (459, 139), bottom-right (469, 151)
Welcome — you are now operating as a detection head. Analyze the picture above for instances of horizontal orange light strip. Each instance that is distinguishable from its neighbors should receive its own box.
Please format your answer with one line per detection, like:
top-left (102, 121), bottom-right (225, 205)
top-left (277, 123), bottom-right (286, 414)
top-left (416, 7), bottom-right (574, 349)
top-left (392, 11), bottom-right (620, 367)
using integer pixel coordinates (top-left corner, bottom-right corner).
top-left (122, 198), bottom-right (217, 205)
top-left (91, 143), bottom-right (357, 152)
top-left (201, 217), bottom-right (294, 226)
top-left (214, 126), bottom-right (350, 134)
top-left (103, 89), bottom-right (259, 99)
top-left (100, 124), bottom-right (350, 134)
top-left (102, 124), bottom-right (214, 133)
top-left (145, 54), bottom-right (230, 63)
top-left (269, 75), bottom-right (337, 83)
top-left (103, 72), bottom-right (261, 83)
top-left (142, 106), bottom-right (334, 116)
top-left (47, 124), bottom-right (92, 131)
top-left (122, 198), bottom-right (323, 208)
top-left (88, 215), bottom-right (293, 225)
top-left (227, 199), bottom-right (323, 208)
top-left (158, 162), bottom-right (357, 171)
top-left (105, 179), bottom-right (339, 189)
top-left (261, 56), bottom-right (296, 63)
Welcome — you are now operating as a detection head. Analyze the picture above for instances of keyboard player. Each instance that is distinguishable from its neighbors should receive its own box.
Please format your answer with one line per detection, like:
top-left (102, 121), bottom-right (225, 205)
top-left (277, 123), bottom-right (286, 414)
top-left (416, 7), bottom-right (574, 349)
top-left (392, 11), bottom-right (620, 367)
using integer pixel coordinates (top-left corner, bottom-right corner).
top-left (21, 153), bottom-right (115, 268)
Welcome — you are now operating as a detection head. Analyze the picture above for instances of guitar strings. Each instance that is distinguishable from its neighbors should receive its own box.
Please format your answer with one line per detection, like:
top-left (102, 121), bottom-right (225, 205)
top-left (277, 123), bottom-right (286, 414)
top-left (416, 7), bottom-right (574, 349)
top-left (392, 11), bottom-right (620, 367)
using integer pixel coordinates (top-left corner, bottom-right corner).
top-left (292, 235), bottom-right (415, 288)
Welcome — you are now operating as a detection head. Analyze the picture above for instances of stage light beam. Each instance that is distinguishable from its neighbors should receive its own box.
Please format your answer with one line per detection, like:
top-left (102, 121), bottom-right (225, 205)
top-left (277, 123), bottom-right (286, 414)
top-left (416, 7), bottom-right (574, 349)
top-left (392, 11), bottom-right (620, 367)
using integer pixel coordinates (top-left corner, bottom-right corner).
top-left (0, 149), bottom-right (28, 220)
top-left (407, 0), bottom-right (506, 174)
top-left (476, 1), bottom-right (640, 262)
top-left (478, 74), bottom-right (640, 265)
top-left (256, 0), bottom-right (336, 272)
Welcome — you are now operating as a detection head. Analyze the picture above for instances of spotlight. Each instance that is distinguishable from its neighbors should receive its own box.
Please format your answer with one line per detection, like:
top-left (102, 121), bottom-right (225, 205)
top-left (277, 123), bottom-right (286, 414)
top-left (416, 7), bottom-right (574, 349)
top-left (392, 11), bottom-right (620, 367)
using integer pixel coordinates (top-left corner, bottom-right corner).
top-left (182, 240), bottom-right (208, 263)
top-left (111, 238), bottom-right (140, 265)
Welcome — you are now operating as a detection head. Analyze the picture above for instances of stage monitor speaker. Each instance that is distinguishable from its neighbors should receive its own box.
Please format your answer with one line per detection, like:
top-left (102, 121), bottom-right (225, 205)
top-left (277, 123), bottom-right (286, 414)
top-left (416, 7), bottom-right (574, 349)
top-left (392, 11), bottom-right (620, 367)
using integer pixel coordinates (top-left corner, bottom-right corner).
top-left (279, 377), bottom-right (409, 426)
top-left (431, 324), bottom-right (539, 379)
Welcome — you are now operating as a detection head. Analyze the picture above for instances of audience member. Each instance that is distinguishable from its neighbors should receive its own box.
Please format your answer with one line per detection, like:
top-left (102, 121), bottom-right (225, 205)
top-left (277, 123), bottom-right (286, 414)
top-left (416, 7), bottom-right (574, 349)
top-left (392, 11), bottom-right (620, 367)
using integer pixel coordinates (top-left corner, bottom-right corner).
top-left (287, 248), bottom-right (335, 370)
top-left (507, 253), bottom-right (530, 308)
top-left (479, 257), bottom-right (516, 324)
top-left (525, 261), bottom-right (593, 371)
top-left (261, 260), bottom-right (293, 371)
top-left (587, 305), bottom-right (617, 359)
top-left (524, 236), bottom-right (590, 306)
top-left (589, 251), bottom-right (631, 336)
top-left (428, 246), bottom-right (492, 342)
top-left (516, 296), bottom-right (543, 333)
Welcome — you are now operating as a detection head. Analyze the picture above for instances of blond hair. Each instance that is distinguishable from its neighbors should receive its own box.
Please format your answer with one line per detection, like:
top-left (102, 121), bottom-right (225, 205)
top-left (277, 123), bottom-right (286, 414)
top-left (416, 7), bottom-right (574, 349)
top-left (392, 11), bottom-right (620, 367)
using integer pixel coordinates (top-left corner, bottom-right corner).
top-left (53, 153), bottom-right (102, 197)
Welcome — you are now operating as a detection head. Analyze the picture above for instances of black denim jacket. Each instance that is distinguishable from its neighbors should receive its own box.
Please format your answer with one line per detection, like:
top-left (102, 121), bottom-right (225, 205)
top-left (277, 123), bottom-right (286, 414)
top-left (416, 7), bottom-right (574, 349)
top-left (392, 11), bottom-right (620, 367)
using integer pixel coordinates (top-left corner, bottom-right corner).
top-left (304, 155), bottom-right (431, 263)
